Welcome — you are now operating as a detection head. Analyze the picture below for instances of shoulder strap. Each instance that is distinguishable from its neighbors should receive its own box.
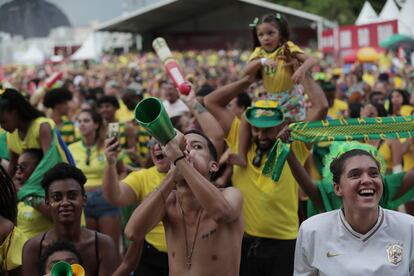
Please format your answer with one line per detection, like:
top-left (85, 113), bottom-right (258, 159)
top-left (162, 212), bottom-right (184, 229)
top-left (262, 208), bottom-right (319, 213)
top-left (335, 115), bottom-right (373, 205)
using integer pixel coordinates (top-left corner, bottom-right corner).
top-left (38, 231), bottom-right (48, 259)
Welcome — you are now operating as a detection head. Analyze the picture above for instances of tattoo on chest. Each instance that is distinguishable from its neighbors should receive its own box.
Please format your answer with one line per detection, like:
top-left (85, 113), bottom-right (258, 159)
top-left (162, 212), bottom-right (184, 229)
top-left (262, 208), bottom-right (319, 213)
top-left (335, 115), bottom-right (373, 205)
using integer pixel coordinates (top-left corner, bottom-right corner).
top-left (201, 228), bottom-right (217, 240)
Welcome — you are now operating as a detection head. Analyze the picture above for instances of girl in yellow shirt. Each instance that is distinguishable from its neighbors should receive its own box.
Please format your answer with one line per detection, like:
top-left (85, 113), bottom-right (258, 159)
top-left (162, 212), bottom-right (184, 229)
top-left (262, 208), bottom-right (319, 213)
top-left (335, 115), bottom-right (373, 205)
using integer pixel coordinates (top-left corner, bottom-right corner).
top-left (232, 13), bottom-right (317, 167)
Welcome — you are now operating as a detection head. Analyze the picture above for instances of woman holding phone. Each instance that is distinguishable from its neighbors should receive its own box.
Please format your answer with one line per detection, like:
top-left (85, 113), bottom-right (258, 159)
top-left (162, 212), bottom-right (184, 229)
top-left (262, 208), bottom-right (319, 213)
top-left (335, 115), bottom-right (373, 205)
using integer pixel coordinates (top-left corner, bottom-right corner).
top-left (69, 109), bottom-right (124, 257)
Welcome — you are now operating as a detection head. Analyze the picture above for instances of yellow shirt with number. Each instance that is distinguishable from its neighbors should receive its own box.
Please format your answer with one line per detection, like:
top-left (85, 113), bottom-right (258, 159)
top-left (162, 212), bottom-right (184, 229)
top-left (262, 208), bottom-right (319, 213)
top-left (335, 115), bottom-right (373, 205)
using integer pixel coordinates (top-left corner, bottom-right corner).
top-left (122, 167), bottom-right (167, 252)
top-left (249, 41), bottom-right (304, 93)
top-left (226, 118), bottom-right (309, 239)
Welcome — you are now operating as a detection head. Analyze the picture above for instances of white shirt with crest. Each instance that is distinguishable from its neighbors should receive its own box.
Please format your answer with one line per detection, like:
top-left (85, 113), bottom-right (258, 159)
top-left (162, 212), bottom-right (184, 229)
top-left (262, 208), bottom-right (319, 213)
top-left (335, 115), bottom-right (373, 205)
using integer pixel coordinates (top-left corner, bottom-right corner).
top-left (294, 207), bottom-right (414, 276)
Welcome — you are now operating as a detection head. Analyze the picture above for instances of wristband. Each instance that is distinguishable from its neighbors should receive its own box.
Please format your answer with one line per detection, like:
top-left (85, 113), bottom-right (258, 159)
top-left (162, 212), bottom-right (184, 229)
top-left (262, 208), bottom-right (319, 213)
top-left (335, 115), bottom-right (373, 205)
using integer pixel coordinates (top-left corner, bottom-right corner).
top-left (173, 155), bottom-right (186, 166)
top-left (260, 58), bottom-right (267, 66)
top-left (392, 164), bottom-right (403, 174)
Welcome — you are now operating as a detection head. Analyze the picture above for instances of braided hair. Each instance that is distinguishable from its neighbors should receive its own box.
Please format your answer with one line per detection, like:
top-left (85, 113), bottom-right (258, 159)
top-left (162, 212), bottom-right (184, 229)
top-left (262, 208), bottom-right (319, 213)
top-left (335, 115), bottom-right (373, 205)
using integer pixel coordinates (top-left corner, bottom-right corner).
top-left (0, 165), bottom-right (17, 223)
top-left (0, 88), bottom-right (44, 121)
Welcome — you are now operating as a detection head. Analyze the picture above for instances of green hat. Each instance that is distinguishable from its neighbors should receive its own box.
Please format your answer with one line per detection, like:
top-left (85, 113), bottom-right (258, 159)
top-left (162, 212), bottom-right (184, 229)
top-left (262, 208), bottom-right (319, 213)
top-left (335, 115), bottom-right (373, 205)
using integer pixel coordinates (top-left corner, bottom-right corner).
top-left (244, 105), bottom-right (285, 128)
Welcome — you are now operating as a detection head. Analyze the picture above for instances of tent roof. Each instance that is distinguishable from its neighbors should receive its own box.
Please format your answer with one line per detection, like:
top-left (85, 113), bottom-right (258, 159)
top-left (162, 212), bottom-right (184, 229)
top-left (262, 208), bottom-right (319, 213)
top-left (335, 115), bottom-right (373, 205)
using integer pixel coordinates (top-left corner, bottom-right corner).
top-left (97, 0), bottom-right (335, 33)
top-left (16, 45), bottom-right (45, 65)
top-left (399, 0), bottom-right (414, 36)
top-left (71, 34), bottom-right (101, 60)
top-left (379, 0), bottom-right (399, 20)
top-left (355, 1), bottom-right (379, 25)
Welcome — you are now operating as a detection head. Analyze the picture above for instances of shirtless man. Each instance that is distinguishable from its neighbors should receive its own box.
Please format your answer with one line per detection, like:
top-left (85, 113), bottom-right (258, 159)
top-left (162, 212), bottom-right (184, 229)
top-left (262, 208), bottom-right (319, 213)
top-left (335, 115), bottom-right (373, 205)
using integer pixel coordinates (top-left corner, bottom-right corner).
top-left (124, 129), bottom-right (243, 276)
top-left (22, 163), bottom-right (117, 276)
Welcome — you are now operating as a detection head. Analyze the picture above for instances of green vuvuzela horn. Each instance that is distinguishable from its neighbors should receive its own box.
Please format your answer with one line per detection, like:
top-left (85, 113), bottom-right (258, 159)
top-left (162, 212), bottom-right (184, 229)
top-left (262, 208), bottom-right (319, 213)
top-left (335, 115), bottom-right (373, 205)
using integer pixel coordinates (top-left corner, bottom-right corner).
top-left (51, 261), bottom-right (73, 276)
top-left (134, 97), bottom-right (176, 145)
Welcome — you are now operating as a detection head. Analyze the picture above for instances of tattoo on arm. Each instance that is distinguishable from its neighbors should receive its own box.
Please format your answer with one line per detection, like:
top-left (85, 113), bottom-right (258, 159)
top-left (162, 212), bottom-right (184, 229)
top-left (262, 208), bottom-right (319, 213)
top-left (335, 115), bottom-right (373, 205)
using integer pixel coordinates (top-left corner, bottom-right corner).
top-left (193, 102), bottom-right (207, 114)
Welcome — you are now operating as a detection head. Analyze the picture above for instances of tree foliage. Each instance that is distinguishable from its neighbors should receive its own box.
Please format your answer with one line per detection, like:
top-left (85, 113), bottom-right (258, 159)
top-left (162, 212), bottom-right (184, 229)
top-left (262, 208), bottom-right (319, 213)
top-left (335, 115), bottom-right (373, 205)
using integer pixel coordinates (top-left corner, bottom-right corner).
top-left (267, 0), bottom-right (386, 25)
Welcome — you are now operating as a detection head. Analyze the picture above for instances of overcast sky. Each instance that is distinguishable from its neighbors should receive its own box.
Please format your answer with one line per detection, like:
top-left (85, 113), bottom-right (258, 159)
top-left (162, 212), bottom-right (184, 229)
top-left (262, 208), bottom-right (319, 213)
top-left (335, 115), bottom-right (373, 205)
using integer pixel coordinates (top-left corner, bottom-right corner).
top-left (0, 0), bottom-right (161, 27)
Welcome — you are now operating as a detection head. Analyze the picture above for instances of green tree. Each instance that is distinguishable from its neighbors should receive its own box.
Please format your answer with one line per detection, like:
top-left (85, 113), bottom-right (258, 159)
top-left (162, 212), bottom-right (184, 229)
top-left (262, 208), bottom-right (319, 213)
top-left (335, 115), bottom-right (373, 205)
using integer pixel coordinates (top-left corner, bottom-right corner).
top-left (267, 0), bottom-right (385, 25)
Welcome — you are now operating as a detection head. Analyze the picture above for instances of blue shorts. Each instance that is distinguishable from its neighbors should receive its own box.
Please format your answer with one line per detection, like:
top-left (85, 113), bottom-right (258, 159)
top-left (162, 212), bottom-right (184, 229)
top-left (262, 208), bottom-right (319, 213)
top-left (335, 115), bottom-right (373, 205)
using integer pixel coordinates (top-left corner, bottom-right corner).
top-left (85, 189), bottom-right (121, 219)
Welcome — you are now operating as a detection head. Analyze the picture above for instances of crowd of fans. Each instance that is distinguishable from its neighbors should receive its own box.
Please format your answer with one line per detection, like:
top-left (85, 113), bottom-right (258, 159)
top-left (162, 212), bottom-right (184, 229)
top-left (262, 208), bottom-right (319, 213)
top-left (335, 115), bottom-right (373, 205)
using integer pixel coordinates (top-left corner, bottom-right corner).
top-left (1, 41), bottom-right (414, 275)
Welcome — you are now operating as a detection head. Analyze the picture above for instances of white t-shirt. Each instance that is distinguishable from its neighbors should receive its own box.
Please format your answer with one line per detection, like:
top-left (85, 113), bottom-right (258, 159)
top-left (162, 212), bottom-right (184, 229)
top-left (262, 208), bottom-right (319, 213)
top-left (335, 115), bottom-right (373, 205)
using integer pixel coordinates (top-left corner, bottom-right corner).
top-left (294, 207), bottom-right (414, 276)
top-left (162, 99), bottom-right (189, 118)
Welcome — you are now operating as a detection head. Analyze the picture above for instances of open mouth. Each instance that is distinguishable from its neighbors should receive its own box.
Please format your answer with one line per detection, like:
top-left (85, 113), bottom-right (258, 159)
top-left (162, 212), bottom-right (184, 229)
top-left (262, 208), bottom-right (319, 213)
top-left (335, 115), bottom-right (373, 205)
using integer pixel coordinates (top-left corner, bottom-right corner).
top-left (154, 152), bottom-right (165, 161)
top-left (358, 188), bottom-right (375, 197)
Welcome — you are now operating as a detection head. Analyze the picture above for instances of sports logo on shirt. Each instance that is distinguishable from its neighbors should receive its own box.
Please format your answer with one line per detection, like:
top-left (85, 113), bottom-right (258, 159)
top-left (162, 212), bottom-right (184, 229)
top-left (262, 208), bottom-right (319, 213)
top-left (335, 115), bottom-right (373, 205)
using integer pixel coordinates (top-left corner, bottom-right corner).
top-left (387, 243), bottom-right (403, 265)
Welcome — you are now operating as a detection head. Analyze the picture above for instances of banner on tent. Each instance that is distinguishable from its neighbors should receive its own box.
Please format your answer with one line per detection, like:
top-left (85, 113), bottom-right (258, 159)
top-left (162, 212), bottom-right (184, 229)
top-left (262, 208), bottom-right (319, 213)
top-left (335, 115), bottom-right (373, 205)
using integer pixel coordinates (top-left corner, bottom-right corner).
top-left (321, 20), bottom-right (398, 54)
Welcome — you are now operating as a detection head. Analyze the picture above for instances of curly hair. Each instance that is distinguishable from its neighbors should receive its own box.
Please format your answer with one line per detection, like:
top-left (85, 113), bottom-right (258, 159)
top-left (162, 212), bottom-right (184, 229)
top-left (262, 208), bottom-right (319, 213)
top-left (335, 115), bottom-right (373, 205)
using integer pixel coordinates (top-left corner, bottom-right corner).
top-left (41, 163), bottom-right (86, 197)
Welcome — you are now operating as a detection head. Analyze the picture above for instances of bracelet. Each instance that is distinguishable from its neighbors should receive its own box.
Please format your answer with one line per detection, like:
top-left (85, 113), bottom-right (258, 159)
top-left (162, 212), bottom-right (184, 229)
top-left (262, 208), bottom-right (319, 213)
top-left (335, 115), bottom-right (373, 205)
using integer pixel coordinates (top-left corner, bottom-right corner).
top-left (155, 187), bottom-right (166, 205)
top-left (260, 58), bottom-right (267, 66)
top-left (173, 155), bottom-right (186, 166)
top-left (392, 164), bottom-right (403, 174)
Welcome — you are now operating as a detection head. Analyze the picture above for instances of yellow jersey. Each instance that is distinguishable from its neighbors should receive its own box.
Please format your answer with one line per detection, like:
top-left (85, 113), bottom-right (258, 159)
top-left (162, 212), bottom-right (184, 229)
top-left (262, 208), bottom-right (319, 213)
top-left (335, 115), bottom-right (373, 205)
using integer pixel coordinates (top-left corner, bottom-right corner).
top-left (122, 167), bottom-right (167, 252)
top-left (0, 226), bottom-right (27, 271)
top-left (249, 41), bottom-right (303, 93)
top-left (68, 141), bottom-right (106, 189)
top-left (226, 118), bottom-right (309, 239)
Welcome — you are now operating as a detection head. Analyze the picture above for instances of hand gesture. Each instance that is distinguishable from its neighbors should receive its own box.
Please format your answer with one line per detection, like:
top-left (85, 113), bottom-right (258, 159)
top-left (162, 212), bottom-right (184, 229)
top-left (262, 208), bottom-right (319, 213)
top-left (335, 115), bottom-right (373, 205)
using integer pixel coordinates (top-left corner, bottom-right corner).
top-left (180, 87), bottom-right (196, 107)
top-left (104, 137), bottom-right (120, 165)
top-left (360, 104), bottom-right (377, 118)
top-left (261, 58), bottom-right (277, 74)
top-left (276, 124), bottom-right (292, 143)
top-left (291, 67), bottom-right (305, 84)
top-left (162, 130), bottom-right (186, 162)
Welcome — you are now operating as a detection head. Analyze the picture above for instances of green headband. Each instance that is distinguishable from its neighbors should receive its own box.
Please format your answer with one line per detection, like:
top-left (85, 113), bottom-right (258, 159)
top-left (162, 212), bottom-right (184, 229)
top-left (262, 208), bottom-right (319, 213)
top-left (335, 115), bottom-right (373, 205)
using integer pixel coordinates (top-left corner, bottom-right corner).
top-left (249, 13), bottom-right (282, 28)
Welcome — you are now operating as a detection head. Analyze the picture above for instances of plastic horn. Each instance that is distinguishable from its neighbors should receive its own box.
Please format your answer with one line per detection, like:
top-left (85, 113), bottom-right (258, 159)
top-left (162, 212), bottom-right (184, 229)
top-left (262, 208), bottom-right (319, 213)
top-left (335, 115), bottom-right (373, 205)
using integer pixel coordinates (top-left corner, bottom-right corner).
top-left (71, 264), bottom-right (85, 276)
top-left (134, 97), bottom-right (176, 145)
top-left (51, 261), bottom-right (73, 276)
top-left (152, 37), bottom-right (191, 95)
top-left (30, 72), bottom-right (64, 105)
top-left (44, 72), bottom-right (64, 89)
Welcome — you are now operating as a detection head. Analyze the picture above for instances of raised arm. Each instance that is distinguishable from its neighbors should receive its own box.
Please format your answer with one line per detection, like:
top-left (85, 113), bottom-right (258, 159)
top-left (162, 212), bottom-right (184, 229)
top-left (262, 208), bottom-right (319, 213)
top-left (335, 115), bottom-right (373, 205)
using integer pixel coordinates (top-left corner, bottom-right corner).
top-left (278, 125), bottom-right (324, 211)
top-left (39, 122), bottom-right (53, 154)
top-left (287, 151), bottom-right (324, 212)
top-left (302, 76), bottom-right (328, 122)
top-left (292, 53), bottom-right (317, 84)
top-left (103, 137), bottom-right (138, 207)
top-left (163, 133), bottom-right (243, 224)
top-left (124, 168), bottom-right (177, 241)
top-left (181, 89), bottom-right (225, 158)
top-left (204, 76), bottom-right (253, 136)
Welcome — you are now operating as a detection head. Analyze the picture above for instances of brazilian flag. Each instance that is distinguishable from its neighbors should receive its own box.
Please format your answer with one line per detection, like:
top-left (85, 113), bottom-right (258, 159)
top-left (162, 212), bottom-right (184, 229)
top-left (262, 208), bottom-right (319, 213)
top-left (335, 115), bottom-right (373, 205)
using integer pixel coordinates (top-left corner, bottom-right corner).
top-left (17, 128), bottom-right (75, 200)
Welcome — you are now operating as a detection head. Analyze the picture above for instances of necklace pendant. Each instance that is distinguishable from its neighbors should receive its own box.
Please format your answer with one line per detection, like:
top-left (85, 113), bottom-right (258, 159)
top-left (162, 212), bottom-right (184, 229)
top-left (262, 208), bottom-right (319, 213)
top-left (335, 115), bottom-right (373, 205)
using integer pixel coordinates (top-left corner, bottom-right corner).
top-left (186, 260), bottom-right (191, 269)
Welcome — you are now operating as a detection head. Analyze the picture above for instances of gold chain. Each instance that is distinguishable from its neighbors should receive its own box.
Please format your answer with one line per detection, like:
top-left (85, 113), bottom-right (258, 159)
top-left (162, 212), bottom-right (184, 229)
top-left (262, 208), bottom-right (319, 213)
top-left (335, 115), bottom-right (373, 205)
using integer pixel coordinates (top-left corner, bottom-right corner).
top-left (178, 196), bottom-right (203, 269)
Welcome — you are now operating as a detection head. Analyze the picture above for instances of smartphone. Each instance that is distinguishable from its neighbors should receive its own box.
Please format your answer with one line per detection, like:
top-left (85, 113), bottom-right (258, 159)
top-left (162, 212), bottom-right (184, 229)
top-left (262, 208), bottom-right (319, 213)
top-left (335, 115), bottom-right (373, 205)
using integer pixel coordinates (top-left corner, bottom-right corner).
top-left (107, 122), bottom-right (120, 139)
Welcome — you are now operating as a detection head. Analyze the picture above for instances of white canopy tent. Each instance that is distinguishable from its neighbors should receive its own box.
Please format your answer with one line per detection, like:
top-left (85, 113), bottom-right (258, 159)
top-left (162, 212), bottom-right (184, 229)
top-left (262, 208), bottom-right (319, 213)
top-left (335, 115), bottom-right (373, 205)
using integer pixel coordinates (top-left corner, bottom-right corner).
top-left (398, 0), bottom-right (414, 36)
top-left (355, 1), bottom-right (379, 25)
top-left (14, 44), bottom-right (45, 65)
top-left (71, 33), bottom-right (102, 60)
top-left (379, 0), bottom-right (399, 21)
